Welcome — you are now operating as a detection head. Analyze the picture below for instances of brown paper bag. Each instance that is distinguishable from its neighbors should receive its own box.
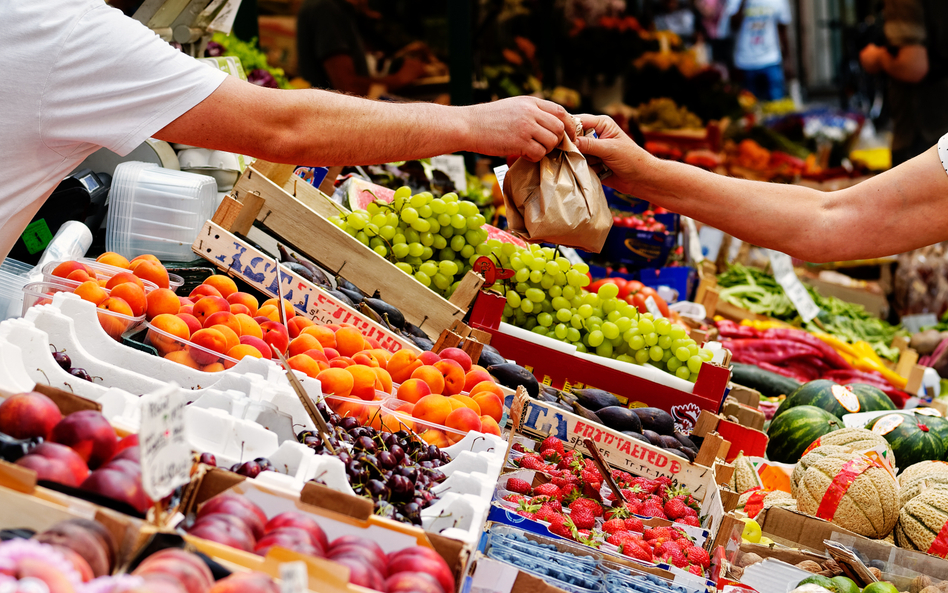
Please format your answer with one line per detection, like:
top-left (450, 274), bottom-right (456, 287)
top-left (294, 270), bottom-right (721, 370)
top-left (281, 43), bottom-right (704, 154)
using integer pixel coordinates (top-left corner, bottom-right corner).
top-left (502, 131), bottom-right (612, 253)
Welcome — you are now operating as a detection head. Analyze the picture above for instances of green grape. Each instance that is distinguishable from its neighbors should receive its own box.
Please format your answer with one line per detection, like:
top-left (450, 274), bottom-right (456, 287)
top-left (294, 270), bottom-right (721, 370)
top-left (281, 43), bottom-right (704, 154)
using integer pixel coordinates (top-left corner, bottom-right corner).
top-left (581, 293), bottom-right (599, 307)
top-left (433, 273), bottom-right (452, 290)
top-left (525, 288), bottom-right (545, 303)
top-left (658, 335), bottom-right (672, 349)
top-left (515, 268), bottom-right (530, 283)
top-left (551, 297), bottom-right (570, 311)
top-left (418, 232), bottom-right (434, 247)
top-left (369, 237), bottom-right (384, 249)
top-left (386, 212), bottom-right (399, 227)
top-left (418, 205), bottom-right (432, 218)
top-left (644, 332), bottom-right (658, 346)
top-left (676, 367), bottom-right (692, 380)
top-left (586, 316), bottom-right (603, 328)
top-left (373, 245), bottom-right (387, 256)
top-left (655, 318), bottom-right (672, 335)
top-left (688, 343), bottom-right (699, 356)
top-left (575, 343), bottom-right (588, 353)
top-left (676, 347), bottom-right (691, 361)
top-left (442, 192), bottom-right (458, 202)
top-left (514, 309), bottom-right (526, 325)
top-left (405, 256), bottom-right (422, 266)
top-left (649, 346), bottom-right (664, 361)
top-left (555, 257), bottom-right (571, 273)
top-left (392, 243), bottom-right (410, 258)
top-left (475, 243), bottom-right (491, 256)
top-left (591, 307), bottom-right (604, 319)
top-left (411, 218), bottom-right (430, 232)
top-left (438, 260), bottom-right (457, 276)
top-left (570, 296), bottom-right (584, 309)
top-left (529, 269), bottom-right (543, 283)
top-left (401, 207), bottom-right (419, 224)
top-left (585, 330), bottom-right (603, 347)
top-left (428, 219), bottom-right (441, 233)
top-left (450, 214), bottom-right (466, 229)
top-left (548, 285), bottom-right (562, 298)
top-left (370, 213), bottom-right (387, 227)
top-left (433, 235), bottom-right (448, 250)
top-left (467, 214), bottom-right (486, 229)
top-left (634, 349), bottom-right (650, 364)
top-left (515, 282), bottom-right (530, 294)
top-left (521, 299), bottom-right (534, 313)
top-left (562, 286), bottom-right (576, 300)
top-left (573, 262), bottom-right (589, 274)
top-left (555, 272), bottom-right (567, 286)
top-left (542, 262), bottom-right (558, 276)
top-left (578, 304), bottom-right (593, 318)
top-left (662, 349), bottom-right (673, 363)
top-left (532, 326), bottom-right (548, 336)
top-left (596, 342), bottom-right (613, 358)
top-left (439, 248), bottom-right (456, 261)
top-left (437, 213), bottom-right (451, 226)
top-left (556, 308), bottom-right (572, 323)
top-left (440, 225), bottom-right (455, 238)
top-left (355, 231), bottom-right (369, 246)
top-left (566, 327), bottom-right (581, 342)
top-left (667, 357), bottom-right (682, 372)
top-left (554, 324), bottom-right (568, 339)
top-left (394, 263), bottom-right (413, 276)
top-left (537, 312), bottom-right (553, 327)
top-left (329, 215), bottom-right (346, 229)
top-left (464, 230), bottom-right (482, 246)
top-left (699, 348), bottom-right (714, 362)
top-left (687, 356), bottom-right (703, 373)
top-left (430, 198), bottom-right (446, 213)
top-left (570, 314), bottom-right (584, 329)
top-left (616, 317), bottom-right (632, 333)
top-left (617, 354), bottom-right (635, 364)
top-left (393, 233), bottom-right (407, 244)
top-left (601, 322), bottom-right (619, 340)
top-left (629, 334), bottom-right (646, 350)
top-left (446, 235), bottom-right (462, 252)
top-left (638, 318), bottom-right (655, 334)
top-left (458, 201), bottom-right (477, 217)
top-left (598, 283), bottom-right (619, 300)
top-left (419, 262), bottom-right (438, 277)
top-left (404, 229), bottom-right (420, 243)
top-left (380, 225), bottom-right (397, 240)
top-left (414, 271), bottom-right (431, 286)
top-left (602, 299), bottom-right (617, 315)
top-left (669, 325), bottom-right (687, 340)
top-left (421, 246), bottom-right (434, 260)
top-left (407, 242), bottom-right (424, 257)
top-left (540, 275), bottom-right (555, 290)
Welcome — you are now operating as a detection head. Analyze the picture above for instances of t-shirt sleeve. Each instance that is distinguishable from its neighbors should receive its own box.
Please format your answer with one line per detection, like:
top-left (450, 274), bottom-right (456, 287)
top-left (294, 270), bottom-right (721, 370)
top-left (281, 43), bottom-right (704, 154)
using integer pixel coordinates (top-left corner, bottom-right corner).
top-left (41, 2), bottom-right (227, 157)
top-left (885, 0), bottom-right (926, 47)
top-left (938, 133), bottom-right (948, 178)
top-left (777, 0), bottom-right (792, 25)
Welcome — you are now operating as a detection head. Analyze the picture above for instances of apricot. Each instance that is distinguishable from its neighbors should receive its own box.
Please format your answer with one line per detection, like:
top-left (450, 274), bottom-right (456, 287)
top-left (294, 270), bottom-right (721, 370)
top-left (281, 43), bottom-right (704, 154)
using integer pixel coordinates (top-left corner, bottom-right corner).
top-left (316, 368), bottom-right (354, 397)
top-left (260, 321), bottom-right (290, 356)
top-left (149, 313), bottom-right (190, 355)
top-left (255, 304), bottom-right (280, 322)
top-left (202, 362), bottom-right (225, 373)
top-left (463, 369), bottom-right (493, 392)
top-left (204, 311), bottom-right (240, 335)
top-left (418, 351), bottom-right (441, 366)
top-left (329, 358), bottom-right (353, 369)
top-left (146, 288), bottom-right (181, 319)
top-left (176, 313), bottom-right (202, 336)
top-left (67, 269), bottom-right (93, 283)
top-left (189, 284), bottom-right (222, 300)
top-left (304, 350), bottom-right (329, 371)
top-left (469, 380), bottom-right (505, 399)
top-left (447, 398), bottom-right (464, 412)
top-left (480, 415), bottom-right (502, 437)
top-left (420, 429), bottom-right (450, 448)
top-left (288, 354), bottom-right (321, 378)
top-left (110, 282), bottom-right (146, 317)
top-left (192, 296), bottom-right (230, 324)
top-left (261, 298), bottom-right (295, 320)
top-left (346, 364), bottom-right (378, 401)
top-left (411, 365), bottom-right (445, 395)
top-left (352, 352), bottom-right (380, 368)
top-left (323, 347), bottom-right (340, 360)
top-left (234, 314), bottom-right (262, 339)
top-left (240, 336), bottom-right (272, 359)
top-left (449, 395), bottom-right (481, 415)
top-left (96, 252), bottom-right (131, 269)
top-left (97, 311), bottom-right (131, 340)
top-left (130, 254), bottom-right (161, 264)
top-left (434, 359), bottom-right (465, 395)
top-left (445, 407), bottom-right (481, 434)
top-left (212, 324), bottom-right (240, 354)
top-left (412, 394), bottom-right (452, 426)
top-left (202, 275), bottom-right (238, 298)
top-left (226, 292), bottom-right (258, 317)
top-left (229, 304), bottom-right (251, 316)
top-left (105, 272), bottom-right (144, 291)
top-left (301, 325), bottom-right (336, 349)
top-left (370, 412), bottom-right (409, 433)
top-left (189, 328), bottom-right (228, 365)
top-left (74, 281), bottom-right (108, 305)
top-left (287, 317), bottom-right (315, 339)
top-left (372, 367), bottom-right (393, 394)
top-left (387, 350), bottom-right (422, 383)
top-left (52, 261), bottom-right (89, 279)
top-left (179, 305), bottom-right (194, 316)
top-left (289, 334), bottom-right (323, 357)
top-left (396, 378), bottom-right (432, 404)
top-left (335, 327), bottom-right (367, 358)
top-left (98, 296), bottom-right (134, 317)
top-left (369, 349), bottom-right (392, 369)
top-left (164, 350), bottom-right (202, 369)
top-left (472, 392), bottom-right (504, 423)
top-left (225, 345), bottom-right (263, 368)
top-left (131, 260), bottom-right (170, 289)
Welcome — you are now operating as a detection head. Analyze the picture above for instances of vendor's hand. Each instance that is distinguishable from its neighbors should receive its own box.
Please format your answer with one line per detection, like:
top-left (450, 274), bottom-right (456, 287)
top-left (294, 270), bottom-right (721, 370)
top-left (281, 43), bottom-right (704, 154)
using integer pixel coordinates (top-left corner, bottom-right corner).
top-left (465, 96), bottom-right (575, 162)
top-left (573, 114), bottom-right (652, 195)
top-left (860, 44), bottom-right (886, 75)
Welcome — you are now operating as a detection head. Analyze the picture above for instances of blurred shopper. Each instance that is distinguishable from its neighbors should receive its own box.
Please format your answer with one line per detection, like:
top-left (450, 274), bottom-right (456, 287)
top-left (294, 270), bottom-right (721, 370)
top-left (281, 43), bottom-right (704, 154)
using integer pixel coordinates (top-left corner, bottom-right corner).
top-left (860, 0), bottom-right (948, 165)
top-left (653, 0), bottom-right (697, 42)
top-left (724, 0), bottom-right (792, 100)
top-left (695, 0), bottom-right (731, 65)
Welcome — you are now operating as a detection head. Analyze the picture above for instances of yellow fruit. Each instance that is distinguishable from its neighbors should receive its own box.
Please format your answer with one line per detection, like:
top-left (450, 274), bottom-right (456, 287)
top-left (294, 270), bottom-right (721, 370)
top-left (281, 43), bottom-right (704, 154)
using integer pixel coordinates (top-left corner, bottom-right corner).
top-left (758, 536), bottom-right (774, 546)
top-left (741, 518), bottom-right (762, 544)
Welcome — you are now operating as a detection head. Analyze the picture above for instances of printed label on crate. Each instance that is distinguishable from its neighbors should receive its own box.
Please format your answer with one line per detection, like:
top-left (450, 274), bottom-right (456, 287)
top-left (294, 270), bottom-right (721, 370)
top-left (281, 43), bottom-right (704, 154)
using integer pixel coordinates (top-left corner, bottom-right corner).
top-left (505, 396), bottom-right (712, 496)
top-left (139, 386), bottom-right (190, 501)
top-left (279, 561), bottom-right (308, 593)
top-left (195, 223), bottom-right (416, 353)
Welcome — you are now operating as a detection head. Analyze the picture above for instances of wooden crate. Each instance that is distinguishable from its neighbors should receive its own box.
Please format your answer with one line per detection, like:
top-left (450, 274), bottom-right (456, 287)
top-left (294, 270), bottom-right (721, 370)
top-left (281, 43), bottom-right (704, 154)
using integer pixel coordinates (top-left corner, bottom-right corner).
top-left (214, 166), bottom-right (483, 338)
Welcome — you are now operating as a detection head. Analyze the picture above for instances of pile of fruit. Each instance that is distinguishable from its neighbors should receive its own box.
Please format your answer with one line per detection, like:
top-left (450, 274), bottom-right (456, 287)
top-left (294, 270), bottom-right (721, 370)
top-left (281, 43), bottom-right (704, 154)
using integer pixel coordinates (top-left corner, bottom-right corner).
top-left (609, 209), bottom-right (667, 233)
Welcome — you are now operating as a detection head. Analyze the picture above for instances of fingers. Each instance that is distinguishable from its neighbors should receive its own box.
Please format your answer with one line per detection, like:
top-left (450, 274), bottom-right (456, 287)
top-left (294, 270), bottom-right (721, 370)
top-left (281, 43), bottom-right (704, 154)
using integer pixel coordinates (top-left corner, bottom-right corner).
top-left (577, 113), bottom-right (622, 139)
top-left (536, 99), bottom-right (575, 141)
top-left (573, 134), bottom-right (604, 157)
top-left (522, 139), bottom-right (550, 162)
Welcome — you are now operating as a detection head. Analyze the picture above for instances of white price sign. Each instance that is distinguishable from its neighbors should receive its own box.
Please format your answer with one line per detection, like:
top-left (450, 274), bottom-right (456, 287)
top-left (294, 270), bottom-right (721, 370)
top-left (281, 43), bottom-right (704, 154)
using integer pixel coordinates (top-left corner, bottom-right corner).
top-left (645, 295), bottom-right (664, 319)
top-left (768, 250), bottom-right (820, 323)
top-left (280, 561), bottom-right (308, 593)
top-left (493, 165), bottom-right (509, 197)
top-left (139, 385), bottom-right (191, 501)
top-left (431, 155), bottom-right (468, 194)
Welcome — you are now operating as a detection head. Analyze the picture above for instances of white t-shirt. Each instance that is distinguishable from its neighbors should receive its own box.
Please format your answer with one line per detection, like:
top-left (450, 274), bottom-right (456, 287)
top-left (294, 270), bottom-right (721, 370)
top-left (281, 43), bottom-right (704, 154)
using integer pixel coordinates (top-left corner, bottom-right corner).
top-left (724, 0), bottom-right (792, 70)
top-left (0, 0), bottom-right (228, 263)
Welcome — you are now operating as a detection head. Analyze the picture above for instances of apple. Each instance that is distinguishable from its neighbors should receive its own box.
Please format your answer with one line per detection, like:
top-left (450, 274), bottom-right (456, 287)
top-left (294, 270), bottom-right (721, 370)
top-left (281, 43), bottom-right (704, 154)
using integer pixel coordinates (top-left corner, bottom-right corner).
top-left (188, 514), bottom-right (255, 552)
top-left (133, 548), bottom-right (215, 593)
top-left (328, 543), bottom-right (387, 575)
top-left (384, 572), bottom-right (445, 593)
top-left (99, 458), bottom-right (141, 476)
top-left (49, 410), bottom-right (118, 469)
top-left (264, 511), bottom-right (329, 551)
top-left (27, 442), bottom-right (89, 484)
top-left (197, 492), bottom-right (266, 539)
top-left (438, 348), bottom-right (472, 372)
top-left (0, 391), bottom-right (63, 439)
top-left (331, 555), bottom-right (385, 590)
top-left (79, 468), bottom-right (150, 513)
top-left (111, 446), bottom-right (141, 463)
top-left (114, 433), bottom-right (139, 455)
top-left (387, 552), bottom-right (455, 593)
top-left (253, 527), bottom-right (325, 558)
top-left (16, 454), bottom-right (82, 487)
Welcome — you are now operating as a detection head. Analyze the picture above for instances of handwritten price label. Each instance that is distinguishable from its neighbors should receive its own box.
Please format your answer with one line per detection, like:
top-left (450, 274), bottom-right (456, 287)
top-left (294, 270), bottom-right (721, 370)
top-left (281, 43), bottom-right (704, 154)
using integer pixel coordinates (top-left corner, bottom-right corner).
top-left (768, 250), bottom-right (820, 323)
top-left (431, 155), bottom-right (468, 194)
top-left (645, 295), bottom-right (664, 319)
top-left (139, 385), bottom-right (191, 501)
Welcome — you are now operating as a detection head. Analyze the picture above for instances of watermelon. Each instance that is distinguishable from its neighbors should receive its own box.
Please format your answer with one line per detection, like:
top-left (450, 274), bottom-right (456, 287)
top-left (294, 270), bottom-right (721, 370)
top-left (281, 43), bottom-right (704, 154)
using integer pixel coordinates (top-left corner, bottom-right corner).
top-left (767, 405), bottom-right (843, 464)
top-left (865, 413), bottom-right (946, 469)
top-left (912, 410), bottom-right (948, 453)
top-left (347, 178), bottom-right (395, 211)
top-left (774, 380), bottom-right (895, 421)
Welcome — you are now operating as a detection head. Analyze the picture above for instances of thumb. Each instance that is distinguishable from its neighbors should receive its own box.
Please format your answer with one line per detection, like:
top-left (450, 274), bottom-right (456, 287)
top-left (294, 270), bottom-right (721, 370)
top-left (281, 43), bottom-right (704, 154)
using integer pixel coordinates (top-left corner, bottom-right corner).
top-left (574, 135), bottom-right (610, 159)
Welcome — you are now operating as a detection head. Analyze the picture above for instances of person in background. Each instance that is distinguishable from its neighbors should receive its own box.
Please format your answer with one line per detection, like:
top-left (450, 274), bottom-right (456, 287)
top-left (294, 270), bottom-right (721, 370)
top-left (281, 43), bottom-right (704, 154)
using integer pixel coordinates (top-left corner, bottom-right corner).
top-left (694, 0), bottom-right (731, 66)
top-left (860, 0), bottom-right (948, 165)
top-left (653, 0), bottom-right (697, 44)
top-left (724, 0), bottom-right (792, 100)
top-left (296, 0), bottom-right (426, 94)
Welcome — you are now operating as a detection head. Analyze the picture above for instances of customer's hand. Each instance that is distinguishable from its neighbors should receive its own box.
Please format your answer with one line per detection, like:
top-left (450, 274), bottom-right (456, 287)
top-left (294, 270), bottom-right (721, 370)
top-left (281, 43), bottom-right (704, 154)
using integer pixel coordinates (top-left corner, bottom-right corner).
top-left (573, 114), bottom-right (653, 195)
top-left (465, 96), bottom-right (575, 162)
top-left (860, 44), bottom-right (886, 75)
top-left (395, 57), bottom-right (427, 86)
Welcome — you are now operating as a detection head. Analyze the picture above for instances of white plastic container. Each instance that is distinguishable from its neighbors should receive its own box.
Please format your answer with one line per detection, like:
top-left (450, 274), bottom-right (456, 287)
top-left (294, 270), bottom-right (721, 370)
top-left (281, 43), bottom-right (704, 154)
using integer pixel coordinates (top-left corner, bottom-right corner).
top-left (0, 258), bottom-right (32, 321)
top-left (106, 162), bottom-right (218, 261)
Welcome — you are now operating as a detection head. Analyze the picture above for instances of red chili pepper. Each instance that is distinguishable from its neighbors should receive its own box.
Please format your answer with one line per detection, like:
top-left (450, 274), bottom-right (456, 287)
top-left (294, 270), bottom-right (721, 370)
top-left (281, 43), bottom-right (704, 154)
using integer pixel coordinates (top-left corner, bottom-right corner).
top-left (756, 361), bottom-right (811, 383)
top-left (724, 339), bottom-right (823, 363)
top-left (715, 320), bottom-right (759, 339)
top-left (759, 329), bottom-right (853, 370)
top-left (781, 358), bottom-right (822, 382)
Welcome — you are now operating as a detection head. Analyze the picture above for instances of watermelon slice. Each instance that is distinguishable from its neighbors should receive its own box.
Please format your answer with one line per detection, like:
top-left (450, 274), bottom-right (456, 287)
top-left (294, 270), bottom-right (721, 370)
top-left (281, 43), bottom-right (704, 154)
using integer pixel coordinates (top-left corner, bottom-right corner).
top-left (347, 178), bottom-right (395, 211)
top-left (484, 224), bottom-right (528, 248)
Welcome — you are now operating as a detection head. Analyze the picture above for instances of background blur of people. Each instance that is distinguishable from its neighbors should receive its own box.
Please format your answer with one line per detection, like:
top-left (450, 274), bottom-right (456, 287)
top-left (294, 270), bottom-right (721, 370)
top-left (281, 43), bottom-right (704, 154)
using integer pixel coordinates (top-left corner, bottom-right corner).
top-left (694, 0), bottom-right (731, 66)
top-left (724, 0), bottom-right (792, 100)
top-left (653, 0), bottom-right (697, 43)
top-left (860, 0), bottom-right (948, 166)
top-left (296, 0), bottom-right (426, 94)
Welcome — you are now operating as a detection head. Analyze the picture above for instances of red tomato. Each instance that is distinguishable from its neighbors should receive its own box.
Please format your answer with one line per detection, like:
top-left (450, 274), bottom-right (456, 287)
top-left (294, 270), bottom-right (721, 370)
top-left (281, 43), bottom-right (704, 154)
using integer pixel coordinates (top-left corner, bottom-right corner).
top-left (590, 277), bottom-right (626, 294)
top-left (628, 287), bottom-right (670, 316)
top-left (618, 280), bottom-right (643, 299)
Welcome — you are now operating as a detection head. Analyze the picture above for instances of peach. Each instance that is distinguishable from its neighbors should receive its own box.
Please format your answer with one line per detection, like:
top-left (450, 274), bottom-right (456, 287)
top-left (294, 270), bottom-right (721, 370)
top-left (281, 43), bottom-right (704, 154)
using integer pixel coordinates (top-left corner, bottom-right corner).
top-left (105, 272), bottom-right (144, 291)
top-left (288, 354), bottom-right (321, 378)
top-left (301, 325), bottom-right (336, 349)
top-left (335, 327), bottom-right (367, 358)
top-left (164, 350), bottom-right (202, 369)
top-left (420, 429), bottom-right (450, 448)
top-left (98, 296), bottom-right (134, 317)
top-left (445, 407), bottom-right (481, 434)
top-left (289, 334), bottom-right (323, 357)
top-left (439, 347), bottom-right (472, 372)
top-left (213, 324), bottom-right (240, 354)
top-left (234, 313), bottom-right (262, 338)
top-left (317, 368), bottom-right (354, 397)
top-left (346, 365), bottom-right (378, 400)
top-left (396, 378), bottom-right (431, 403)
top-left (189, 328), bottom-right (228, 365)
top-left (204, 310), bottom-right (240, 335)
top-left (176, 313), bottom-right (202, 336)
top-left (412, 394), bottom-right (452, 426)
top-left (434, 359), bottom-right (465, 395)
top-left (472, 392), bottom-right (504, 423)
top-left (110, 282), bottom-right (146, 317)
top-left (192, 296), bottom-right (230, 324)
top-left (352, 352), bottom-right (380, 368)
top-left (255, 304), bottom-right (280, 322)
top-left (261, 298), bottom-right (295, 319)
top-left (260, 321), bottom-right (290, 356)
top-left (229, 304), bottom-right (251, 316)
top-left (52, 261), bottom-right (89, 279)
top-left (74, 281), bottom-right (108, 305)
top-left (449, 395), bottom-right (481, 415)
top-left (95, 252), bottom-right (131, 268)
top-left (202, 275), bottom-right (238, 298)
top-left (388, 350), bottom-right (423, 383)
top-left (67, 269), bottom-right (93, 283)
top-left (372, 367), bottom-right (393, 394)
top-left (189, 284), bottom-right (222, 300)
top-left (226, 292), bottom-right (258, 316)
top-left (50, 410), bottom-right (117, 469)
top-left (149, 313), bottom-right (190, 354)
top-left (463, 369), bottom-right (493, 392)
top-left (131, 260), bottom-right (170, 290)
top-left (411, 365), bottom-right (445, 395)
top-left (0, 391), bottom-right (62, 440)
top-left (418, 351), bottom-right (441, 366)
top-left (146, 288), bottom-right (181, 319)
top-left (469, 380), bottom-right (505, 399)
top-left (287, 316), bottom-right (315, 338)
top-left (480, 415), bottom-right (502, 436)
top-left (240, 335), bottom-right (272, 359)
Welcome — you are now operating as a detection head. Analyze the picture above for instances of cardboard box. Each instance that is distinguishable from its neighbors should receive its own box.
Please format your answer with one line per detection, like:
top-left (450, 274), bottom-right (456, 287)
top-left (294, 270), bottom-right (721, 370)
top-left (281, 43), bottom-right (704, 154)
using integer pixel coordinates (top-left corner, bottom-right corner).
top-left (755, 507), bottom-right (860, 553)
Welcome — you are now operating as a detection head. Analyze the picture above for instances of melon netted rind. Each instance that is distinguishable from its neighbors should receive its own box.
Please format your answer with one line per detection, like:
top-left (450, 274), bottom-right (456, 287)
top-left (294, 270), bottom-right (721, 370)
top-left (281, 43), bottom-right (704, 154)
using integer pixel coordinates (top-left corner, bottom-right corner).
top-left (900, 461), bottom-right (948, 486)
top-left (730, 452), bottom-right (763, 494)
top-left (737, 489), bottom-right (797, 518)
top-left (791, 445), bottom-right (849, 499)
top-left (815, 427), bottom-right (895, 461)
top-left (900, 473), bottom-right (948, 507)
top-left (895, 487), bottom-right (948, 556)
top-left (796, 452), bottom-right (900, 538)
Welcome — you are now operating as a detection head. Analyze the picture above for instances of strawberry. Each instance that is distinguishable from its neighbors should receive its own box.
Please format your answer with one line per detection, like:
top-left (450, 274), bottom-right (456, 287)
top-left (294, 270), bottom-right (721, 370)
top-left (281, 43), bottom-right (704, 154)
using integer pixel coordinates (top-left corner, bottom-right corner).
top-left (664, 548), bottom-right (689, 568)
top-left (626, 500), bottom-right (643, 514)
top-left (541, 449), bottom-right (562, 464)
top-left (512, 443), bottom-right (526, 453)
top-left (606, 530), bottom-right (636, 546)
top-left (548, 516), bottom-right (576, 540)
top-left (581, 467), bottom-right (603, 484)
top-left (569, 498), bottom-right (604, 518)
top-left (540, 499), bottom-right (562, 513)
top-left (535, 505), bottom-right (563, 523)
top-left (605, 506), bottom-right (630, 521)
top-left (516, 510), bottom-right (536, 520)
top-left (602, 518), bottom-right (627, 534)
top-left (534, 483), bottom-right (561, 498)
top-left (686, 564), bottom-right (704, 576)
top-left (620, 542), bottom-right (653, 563)
top-left (582, 482), bottom-right (603, 500)
top-left (502, 493), bottom-right (526, 504)
top-left (654, 540), bottom-right (681, 557)
top-left (644, 527), bottom-right (673, 541)
top-left (639, 504), bottom-right (667, 519)
top-left (664, 498), bottom-right (689, 520)
top-left (505, 477), bottom-right (532, 494)
top-left (671, 527), bottom-right (689, 541)
top-left (677, 515), bottom-right (701, 527)
top-left (570, 508), bottom-right (597, 530)
top-left (539, 436), bottom-right (565, 455)
top-left (684, 546), bottom-right (710, 568)
top-left (630, 477), bottom-right (659, 494)
top-left (624, 517), bottom-right (644, 532)
top-left (520, 455), bottom-right (548, 471)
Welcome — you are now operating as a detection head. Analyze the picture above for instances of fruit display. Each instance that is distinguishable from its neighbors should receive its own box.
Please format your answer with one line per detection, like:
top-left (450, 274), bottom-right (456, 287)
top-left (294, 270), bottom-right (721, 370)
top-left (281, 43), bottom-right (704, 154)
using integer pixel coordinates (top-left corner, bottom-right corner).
top-left (765, 405), bottom-right (842, 464)
top-left (866, 413), bottom-right (947, 468)
top-left (609, 210), bottom-right (667, 233)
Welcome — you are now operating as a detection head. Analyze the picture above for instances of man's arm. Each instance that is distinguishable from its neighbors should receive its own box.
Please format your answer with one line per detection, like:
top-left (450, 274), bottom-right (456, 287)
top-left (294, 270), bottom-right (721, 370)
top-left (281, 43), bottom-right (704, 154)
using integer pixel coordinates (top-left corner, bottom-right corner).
top-left (575, 114), bottom-right (948, 263)
top-left (860, 43), bottom-right (929, 83)
top-left (154, 76), bottom-right (573, 165)
top-left (322, 54), bottom-right (426, 95)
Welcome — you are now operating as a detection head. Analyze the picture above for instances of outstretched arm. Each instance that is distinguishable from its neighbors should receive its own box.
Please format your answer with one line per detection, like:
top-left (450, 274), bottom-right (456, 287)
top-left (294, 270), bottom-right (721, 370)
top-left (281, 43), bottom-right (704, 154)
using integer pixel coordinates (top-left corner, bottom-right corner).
top-left (155, 76), bottom-right (573, 164)
top-left (575, 114), bottom-right (948, 263)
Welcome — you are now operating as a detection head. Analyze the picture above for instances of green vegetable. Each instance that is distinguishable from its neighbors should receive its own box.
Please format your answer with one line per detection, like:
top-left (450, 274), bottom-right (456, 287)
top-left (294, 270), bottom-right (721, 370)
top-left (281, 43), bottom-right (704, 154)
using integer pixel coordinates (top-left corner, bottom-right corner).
top-left (211, 33), bottom-right (290, 89)
top-left (730, 362), bottom-right (801, 399)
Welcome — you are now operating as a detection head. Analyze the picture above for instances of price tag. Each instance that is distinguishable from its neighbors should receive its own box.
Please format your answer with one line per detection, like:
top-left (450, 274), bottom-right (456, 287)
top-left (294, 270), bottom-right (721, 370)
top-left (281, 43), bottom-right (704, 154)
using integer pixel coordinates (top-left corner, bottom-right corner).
top-left (139, 385), bottom-right (191, 501)
top-left (431, 155), bottom-right (468, 194)
top-left (493, 165), bottom-right (509, 197)
top-left (645, 295), bottom-right (664, 319)
top-left (902, 314), bottom-right (939, 333)
top-left (280, 561), bottom-right (308, 593)
top-left (768, 250), bottom-right (821, 323)
top-left (558, 246), bottom-right (584, 265)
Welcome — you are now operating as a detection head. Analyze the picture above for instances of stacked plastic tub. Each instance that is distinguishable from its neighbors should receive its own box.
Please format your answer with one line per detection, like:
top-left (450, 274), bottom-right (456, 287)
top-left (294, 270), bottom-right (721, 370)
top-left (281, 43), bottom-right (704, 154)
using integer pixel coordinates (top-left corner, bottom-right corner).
top-left (106, 161), bottom-right (219, 261)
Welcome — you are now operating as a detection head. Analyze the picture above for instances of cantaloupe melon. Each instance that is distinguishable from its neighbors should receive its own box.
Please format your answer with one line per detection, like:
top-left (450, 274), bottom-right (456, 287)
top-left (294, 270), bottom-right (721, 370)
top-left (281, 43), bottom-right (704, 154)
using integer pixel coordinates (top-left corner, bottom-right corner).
top-left (807, 427), bottom-right (894, 461)
top-left (901, 472), bottom-right (948, 507)
top-left (792, 445), bottom-right (849, 498)
top-left (894, 487), bottom-right (948, 557)
top-left (736, 488), bottom-right (796, 519)
top-left (729, 452), bottom-right (763, 494)
top-left (796, 452), bottom-right (900, 538)
top-left (900, 461), bottom-right (948, 486)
